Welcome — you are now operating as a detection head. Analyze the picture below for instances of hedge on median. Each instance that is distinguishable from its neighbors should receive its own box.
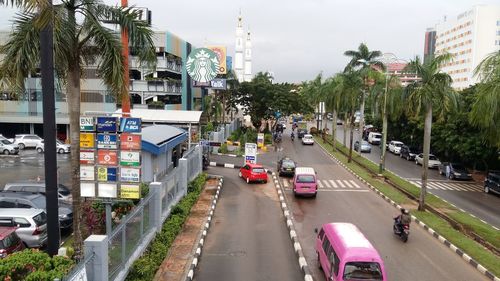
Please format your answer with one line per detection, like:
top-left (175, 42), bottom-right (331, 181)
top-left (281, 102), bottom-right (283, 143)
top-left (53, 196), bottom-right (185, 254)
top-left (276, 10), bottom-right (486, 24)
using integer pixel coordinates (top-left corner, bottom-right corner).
top-left (125, 173), bottom-right (208, 281)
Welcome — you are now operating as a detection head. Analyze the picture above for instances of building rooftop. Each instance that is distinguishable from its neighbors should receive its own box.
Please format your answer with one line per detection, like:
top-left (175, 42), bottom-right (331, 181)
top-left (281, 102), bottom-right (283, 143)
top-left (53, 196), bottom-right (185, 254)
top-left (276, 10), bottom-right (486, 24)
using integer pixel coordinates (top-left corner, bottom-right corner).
top-left (114, 109), bottom-right (202, 124)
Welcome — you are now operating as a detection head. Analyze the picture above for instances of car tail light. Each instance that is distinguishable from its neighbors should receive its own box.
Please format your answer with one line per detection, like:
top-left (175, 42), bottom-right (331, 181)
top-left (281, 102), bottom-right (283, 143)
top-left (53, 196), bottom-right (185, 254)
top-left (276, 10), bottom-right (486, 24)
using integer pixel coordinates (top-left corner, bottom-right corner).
top-left (32, 227), bottom-right (41, 235)
top-left (0, 249), bottom-right (6, 258)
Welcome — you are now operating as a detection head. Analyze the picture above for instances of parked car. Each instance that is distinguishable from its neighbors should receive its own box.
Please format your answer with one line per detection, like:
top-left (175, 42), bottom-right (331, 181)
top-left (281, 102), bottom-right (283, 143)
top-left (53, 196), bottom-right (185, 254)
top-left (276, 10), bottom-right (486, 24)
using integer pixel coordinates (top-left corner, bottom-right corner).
top-left (0, 208), bottom-right (47, 248)
top-left (36, 140), bottom-right (70, 154)
top-left (301, 134), bottom-right (315, 145)
top-left (484, 170), bottom-right (500, 195)
top-left (239, 163), bottom-right (268, 184)
top-left (3, 181), bottom-right (72, 203)
top-left (388, 141), bottom-right (404, 154)
top-left (297, 128), bottom-right (308, 138)
top-left (0, 191), bottom-right (73, 229)
top-left (336, 120), bottom-right (343, 125)
top-left (0, 226), bottom-right (25, 258)
top-left (400, 145), bottom-right (419, 161)
top-left (438, 163), bottom-right (472, 180)
top-left (0, 134), bottom-right (7, 141)
top-left (367, 132), bottom-right (382, 145)
top-left (354, 140), bottom-right (371, 153)
top-left (10, 134), bottom-right (43, 149)
top-left (277, 157), bottom-right (296, 177)
top-left (415, 154), bottom-right (441, 169)
top-left (0, 139), bottom-right (19, 155)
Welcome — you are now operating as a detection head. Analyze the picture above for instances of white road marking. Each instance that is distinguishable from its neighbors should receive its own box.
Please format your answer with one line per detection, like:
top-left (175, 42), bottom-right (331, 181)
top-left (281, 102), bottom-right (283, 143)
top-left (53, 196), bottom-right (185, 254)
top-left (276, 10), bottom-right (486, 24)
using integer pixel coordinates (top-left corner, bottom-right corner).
top-left (283, 180), bottom-right (289, 188)
top-left (329, 180), bottom-right (338, 188)
top-left (343, 180), bottom-right (353, 188)
top-left (319, 189), bottom-right (369, 192)
top-left (322, 180), bottom-right (331, 188)
top-left (337, 180), bottom-right (346, 188)
top-left (318, 180), bottom-right (324, 188)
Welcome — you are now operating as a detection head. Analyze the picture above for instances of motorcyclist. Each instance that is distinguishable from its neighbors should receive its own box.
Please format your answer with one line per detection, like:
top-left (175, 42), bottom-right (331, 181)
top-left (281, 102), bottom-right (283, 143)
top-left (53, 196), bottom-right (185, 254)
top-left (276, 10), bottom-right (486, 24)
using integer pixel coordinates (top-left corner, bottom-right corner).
top-left (394, 208), bottom-right (411, 233)
top-left (291, 131), bottom-right (295, 140)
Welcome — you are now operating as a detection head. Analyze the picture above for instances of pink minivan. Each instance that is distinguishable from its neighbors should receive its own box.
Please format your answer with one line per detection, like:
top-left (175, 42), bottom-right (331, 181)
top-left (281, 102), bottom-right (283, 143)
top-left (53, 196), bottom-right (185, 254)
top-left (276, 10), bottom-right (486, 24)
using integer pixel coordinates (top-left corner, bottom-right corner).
top-left (292, 167), bottom-right (318, 197)
top-left (315, 222), bottom-right (387, 281)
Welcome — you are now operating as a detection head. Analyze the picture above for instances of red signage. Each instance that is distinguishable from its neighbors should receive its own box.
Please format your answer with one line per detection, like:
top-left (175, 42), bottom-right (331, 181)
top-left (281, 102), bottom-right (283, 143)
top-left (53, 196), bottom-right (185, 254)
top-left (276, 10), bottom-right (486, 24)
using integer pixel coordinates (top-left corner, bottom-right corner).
top-left (97, 150), bottom-right (118, 165)
top-left (120, 133), bottom-right (141, 150)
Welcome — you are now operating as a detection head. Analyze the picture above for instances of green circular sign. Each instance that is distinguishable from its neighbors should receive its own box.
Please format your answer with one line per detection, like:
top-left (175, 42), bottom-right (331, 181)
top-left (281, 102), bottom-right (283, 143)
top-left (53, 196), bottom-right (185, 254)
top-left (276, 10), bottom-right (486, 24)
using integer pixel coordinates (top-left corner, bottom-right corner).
top-left (186, 48), bottom-right (220, 83)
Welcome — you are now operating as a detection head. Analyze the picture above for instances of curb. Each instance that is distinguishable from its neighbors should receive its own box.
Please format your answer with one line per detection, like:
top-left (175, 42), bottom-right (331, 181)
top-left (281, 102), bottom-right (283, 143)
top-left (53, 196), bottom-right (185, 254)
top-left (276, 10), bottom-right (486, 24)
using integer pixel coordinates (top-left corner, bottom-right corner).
top-left (316, 141), bottom-right (500, 281)
top-left (212, 153), bottom-right (242, 157)
top-left (209, 161), bottom-right (242, 169)
top-left (271, 172), bottom-right (313, 281)
top-left (185, 177), bottom-right (224, 281)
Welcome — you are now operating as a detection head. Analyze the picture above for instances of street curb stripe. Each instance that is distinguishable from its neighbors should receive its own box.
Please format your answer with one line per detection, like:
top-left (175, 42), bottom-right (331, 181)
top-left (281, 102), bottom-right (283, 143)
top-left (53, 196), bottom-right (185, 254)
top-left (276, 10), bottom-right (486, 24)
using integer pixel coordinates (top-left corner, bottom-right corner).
top-left (185, 177), bottom-right (224, 281)
top-left (315, 140), bottom-right (499, 281)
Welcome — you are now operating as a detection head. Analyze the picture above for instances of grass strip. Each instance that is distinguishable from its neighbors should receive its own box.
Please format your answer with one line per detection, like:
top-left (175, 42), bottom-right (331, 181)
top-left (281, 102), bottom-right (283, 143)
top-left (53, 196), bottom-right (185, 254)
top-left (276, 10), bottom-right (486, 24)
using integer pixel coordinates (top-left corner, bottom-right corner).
top-left (315, 136), bottom-right (500, 276)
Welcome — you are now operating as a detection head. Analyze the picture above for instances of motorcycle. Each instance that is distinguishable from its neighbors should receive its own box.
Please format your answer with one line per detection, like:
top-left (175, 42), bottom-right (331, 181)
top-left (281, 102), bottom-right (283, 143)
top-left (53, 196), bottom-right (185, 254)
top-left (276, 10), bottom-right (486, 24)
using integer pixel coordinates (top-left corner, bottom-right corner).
top-left (291, 133), bottom-right (295, 141)
top-left (393, 218), bottom-right (410, 242)
top-left (202, 154), bottom-right (209, 170)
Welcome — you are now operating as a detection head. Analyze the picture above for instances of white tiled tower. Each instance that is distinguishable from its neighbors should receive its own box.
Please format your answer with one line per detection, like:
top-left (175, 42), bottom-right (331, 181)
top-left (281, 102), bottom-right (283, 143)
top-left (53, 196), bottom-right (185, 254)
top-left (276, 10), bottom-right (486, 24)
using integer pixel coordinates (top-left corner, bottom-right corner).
top-left (234, 12), bottom-right (244, 82)
top-left (244, 30), bottom-right (252, 82)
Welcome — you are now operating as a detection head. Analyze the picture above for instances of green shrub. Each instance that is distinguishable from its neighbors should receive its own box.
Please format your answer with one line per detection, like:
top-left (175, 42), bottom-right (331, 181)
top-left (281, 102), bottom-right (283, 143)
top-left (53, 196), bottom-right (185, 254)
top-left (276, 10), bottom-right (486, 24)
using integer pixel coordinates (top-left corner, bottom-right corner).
top-left (219, 143), bottom-right (229, 154)
top-left (264, 133), bottom-right (273, 145)
top-left (310, 127), bottom-right (318, 135)
top-left (0, 250), bottom-right (74, 280)
top-left (126, 173), bottom-right (208, 281)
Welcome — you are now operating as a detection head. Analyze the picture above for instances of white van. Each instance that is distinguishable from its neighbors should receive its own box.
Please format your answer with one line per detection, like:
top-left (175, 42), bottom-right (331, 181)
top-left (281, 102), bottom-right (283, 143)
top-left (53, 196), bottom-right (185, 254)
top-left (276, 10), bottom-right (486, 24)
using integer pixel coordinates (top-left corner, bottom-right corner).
top-left (368, 132), bottom-right (382, 144)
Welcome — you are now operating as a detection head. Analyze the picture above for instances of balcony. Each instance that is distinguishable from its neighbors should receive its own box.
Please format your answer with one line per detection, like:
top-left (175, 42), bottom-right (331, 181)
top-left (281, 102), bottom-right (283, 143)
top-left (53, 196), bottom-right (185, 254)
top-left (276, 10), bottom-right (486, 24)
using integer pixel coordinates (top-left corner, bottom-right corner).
top-left (129, 57), bottom-right (182, 74)
top-left (129, 80), bottom-right (182, 94)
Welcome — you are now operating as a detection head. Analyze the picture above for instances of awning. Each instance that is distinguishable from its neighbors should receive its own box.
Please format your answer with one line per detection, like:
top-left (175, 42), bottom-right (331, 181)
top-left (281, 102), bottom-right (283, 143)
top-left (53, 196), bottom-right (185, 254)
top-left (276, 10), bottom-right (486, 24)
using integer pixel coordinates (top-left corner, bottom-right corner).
top-left (141, 125), bottom-right (187, 155)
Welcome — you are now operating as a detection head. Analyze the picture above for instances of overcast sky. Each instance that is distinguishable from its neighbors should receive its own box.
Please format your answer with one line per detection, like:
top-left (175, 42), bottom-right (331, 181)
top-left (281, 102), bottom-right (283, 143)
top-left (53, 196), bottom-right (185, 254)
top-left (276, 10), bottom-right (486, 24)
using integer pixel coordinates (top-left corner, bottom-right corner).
top-left (0, 0), bottom-right (498, 83)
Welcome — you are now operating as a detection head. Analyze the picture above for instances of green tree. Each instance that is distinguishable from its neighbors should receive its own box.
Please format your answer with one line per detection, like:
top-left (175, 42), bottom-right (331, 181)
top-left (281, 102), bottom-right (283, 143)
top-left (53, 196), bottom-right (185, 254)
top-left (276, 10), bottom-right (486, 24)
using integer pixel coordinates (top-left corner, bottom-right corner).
top-left (0, 0), bottom-right (156, 253)
top-left (404, 54), bottom-right (457, 210)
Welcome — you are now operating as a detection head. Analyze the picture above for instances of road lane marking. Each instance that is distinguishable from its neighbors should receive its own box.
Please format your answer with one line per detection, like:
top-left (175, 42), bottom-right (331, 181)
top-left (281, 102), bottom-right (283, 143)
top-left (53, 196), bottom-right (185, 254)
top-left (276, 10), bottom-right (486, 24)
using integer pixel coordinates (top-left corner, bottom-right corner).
top-left (329, 180), bottom-right (338, 188)
top-left (343, 180), bottom-right (353, 188)
top-left (337, 180), bottom-right (346, 188)
top-left (322, 180), bottom-right (331, 188)
top-left (449, 183), bottom-right (467, 191)
top-left (318, 189), bottom-right (370, 192)
top-left (318, 181), bottom-right (324, 188)
top-left (350, 180), bottom-right (361, 188)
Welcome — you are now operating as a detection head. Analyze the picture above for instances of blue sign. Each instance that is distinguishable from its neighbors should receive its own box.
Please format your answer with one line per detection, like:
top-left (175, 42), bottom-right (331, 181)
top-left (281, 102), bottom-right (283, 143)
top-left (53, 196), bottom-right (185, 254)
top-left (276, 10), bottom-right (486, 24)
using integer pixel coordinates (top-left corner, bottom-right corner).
top-left (120, 117), bottom-right (142, 133)
top-left (245, 156), bottom-right (255, 161)
top-left (210, 78), bottom-right (227, 90)
top-left (106, 167), bottom-right (117, 182)
top-left (226, 56), bottom-right (232, 71)
top-left (97, 134), bottom-right (118, 149)
top-left (96, 117), bottom-right (118, 132)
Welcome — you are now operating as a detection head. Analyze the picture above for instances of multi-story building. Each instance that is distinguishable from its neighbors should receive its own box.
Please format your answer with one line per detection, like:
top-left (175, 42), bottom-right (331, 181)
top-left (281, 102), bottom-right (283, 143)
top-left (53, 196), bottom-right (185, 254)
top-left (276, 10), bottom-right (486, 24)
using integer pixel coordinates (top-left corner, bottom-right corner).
top-left (387, 63), bottom-right (420, 87)
top-left (423, 28), bottom-right (436, 65)
top-left (234, 12), bottom-right (252, 82)
top-left (434, 5), bottom-right (500, 90)
top-left (0, 30), bottom-right (202, 139)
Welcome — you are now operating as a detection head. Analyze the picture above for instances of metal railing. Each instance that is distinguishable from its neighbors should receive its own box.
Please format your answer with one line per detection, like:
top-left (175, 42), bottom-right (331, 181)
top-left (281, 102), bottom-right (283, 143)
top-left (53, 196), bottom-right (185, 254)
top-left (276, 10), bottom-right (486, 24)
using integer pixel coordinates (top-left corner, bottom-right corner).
top-left (184, 146), bottom-right (202, 182)
top-left (60, 251), bottom-right (95, 281)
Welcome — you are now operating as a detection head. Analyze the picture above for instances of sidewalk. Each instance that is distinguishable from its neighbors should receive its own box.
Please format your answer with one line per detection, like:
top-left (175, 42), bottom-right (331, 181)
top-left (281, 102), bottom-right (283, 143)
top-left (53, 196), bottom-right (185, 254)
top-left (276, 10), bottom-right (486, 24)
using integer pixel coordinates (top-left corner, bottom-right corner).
top-left (153, 178), bottom-right (219, 281)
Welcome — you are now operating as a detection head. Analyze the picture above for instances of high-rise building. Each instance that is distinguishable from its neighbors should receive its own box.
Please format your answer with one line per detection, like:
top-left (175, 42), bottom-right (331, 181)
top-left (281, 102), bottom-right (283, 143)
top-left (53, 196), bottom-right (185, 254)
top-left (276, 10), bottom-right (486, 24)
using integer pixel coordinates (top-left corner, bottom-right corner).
top-left (423, 28), bottom-right (436, 65)
top-left (244, 30), bottom-right (252, 82)
top-left (434, 5), bottom-right (500, 90)
top-left (234, 12), bottom-right (252, 82)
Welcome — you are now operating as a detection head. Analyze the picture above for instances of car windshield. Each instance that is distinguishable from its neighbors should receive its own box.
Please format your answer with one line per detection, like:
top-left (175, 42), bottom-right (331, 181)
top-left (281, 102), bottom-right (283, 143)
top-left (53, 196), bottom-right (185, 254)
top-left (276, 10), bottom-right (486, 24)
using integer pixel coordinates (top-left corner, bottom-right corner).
top-left (343, 262), bottom-right (383, 280)
top-left (0, 232), bottom-right (19, 249)
top-left (56, 140), bottom-right (63, 145)
top-left (452, 164), bottom-right (466, 170)
top-left (282, 160), bottom-right (295, 168)
top-left (394, 143), bottom-right (403, 147)
top-left (429, 155), bottom-right (438, 160)
top-left (361, 141), bottom-right (369, 145)
top-left (0, 140), bottom-right (12, 145)
top-left (58, 184), bottom-right (71, 195)
top-left (33, 212), bottom-right (47, 226)
top-left (297, 175), bottom-right (315, 183)
top-left (31, 196), bottom-right (46, 209)
top-left (252, 168), bottom-right (265, 174)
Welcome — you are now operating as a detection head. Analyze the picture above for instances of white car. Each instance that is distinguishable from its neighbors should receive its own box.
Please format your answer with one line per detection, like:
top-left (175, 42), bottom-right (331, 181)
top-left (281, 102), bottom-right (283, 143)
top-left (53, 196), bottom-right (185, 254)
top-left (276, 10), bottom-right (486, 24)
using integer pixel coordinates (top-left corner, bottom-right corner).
top-left (0, 139), bottom-right (20, 155)
top-left (302, 134), bottom-right (315, 145)
top-left (388, 141), bottom-right (404, 154)
top-left (36, 140), bottom-right (71, 154)
top-left (11, 134), bottom-right (44, 149)
top-left (415, 153), bottom-right (442, 169)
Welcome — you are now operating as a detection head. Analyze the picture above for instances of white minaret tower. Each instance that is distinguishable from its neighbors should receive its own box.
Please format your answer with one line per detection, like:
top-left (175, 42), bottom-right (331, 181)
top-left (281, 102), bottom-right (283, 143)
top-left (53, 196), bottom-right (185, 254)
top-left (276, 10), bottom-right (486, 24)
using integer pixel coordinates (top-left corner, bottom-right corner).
top-left (234, 11), bottom-right (244, 82)
top-left (244, 29), bottom-right (252, 82)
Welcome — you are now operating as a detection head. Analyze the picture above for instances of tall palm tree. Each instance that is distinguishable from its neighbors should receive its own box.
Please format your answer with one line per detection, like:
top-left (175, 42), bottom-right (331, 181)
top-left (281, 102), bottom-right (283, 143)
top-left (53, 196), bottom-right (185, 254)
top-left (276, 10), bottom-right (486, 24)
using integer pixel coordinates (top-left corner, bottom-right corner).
top-left (344, 43), bottom-right (384, 154)
top-left (0, 0), bottom-right (156, 254)
top-left (323, 75), bottom-right (343, 149)
top-left (404, 54), bottom-right (457, 210)
top-left (471, 50), bottom-right (500, 148)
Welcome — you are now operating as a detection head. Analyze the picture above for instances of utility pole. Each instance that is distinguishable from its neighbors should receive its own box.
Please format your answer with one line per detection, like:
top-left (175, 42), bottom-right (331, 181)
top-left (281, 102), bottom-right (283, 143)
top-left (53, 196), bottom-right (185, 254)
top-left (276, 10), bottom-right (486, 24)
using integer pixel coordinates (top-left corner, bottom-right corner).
top-left (40, 0), bottom-right (60, 256)
top-left (121, 0), bottom-right (131, 117)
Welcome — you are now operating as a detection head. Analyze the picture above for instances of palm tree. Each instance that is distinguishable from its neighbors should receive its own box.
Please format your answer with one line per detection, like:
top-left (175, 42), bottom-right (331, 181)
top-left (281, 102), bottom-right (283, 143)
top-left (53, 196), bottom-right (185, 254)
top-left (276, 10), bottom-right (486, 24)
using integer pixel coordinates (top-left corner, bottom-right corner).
top-left (0, 0), bottom-right (156, 254)
top-left (471, 50), bottom-right (500, 148)
top-left (404, 54), bottom-right (457, 210)
top-left (344, 43), bottom-right (384, 154)
top-left (322, 75), bottom-right (342, 149)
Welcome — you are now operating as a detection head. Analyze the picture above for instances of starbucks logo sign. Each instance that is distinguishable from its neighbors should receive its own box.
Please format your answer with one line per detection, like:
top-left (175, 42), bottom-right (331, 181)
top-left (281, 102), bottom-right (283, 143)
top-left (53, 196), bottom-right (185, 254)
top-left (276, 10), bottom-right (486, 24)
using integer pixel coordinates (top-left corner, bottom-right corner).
top-left (186, 48), bottom-right (220, 82)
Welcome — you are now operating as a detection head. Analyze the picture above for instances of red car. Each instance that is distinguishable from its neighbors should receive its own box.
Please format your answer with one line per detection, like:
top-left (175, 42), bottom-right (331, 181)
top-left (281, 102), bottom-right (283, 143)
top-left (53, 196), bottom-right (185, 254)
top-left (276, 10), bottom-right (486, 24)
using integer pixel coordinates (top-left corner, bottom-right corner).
top-left (239, 163), bottom-right (268, 183)
top-left (0, 226), bottom-right (25, 258)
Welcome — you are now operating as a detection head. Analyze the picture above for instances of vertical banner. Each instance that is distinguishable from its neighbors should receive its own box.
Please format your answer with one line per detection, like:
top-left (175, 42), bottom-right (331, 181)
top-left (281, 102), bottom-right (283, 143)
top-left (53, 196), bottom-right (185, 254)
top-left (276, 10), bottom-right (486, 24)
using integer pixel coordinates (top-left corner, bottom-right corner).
top-left (207, 46), bottom-right (227, 74)
top-left (244, 143), bottom-right (257, 164)
top-left (257, 133), bottom-right (264, 148)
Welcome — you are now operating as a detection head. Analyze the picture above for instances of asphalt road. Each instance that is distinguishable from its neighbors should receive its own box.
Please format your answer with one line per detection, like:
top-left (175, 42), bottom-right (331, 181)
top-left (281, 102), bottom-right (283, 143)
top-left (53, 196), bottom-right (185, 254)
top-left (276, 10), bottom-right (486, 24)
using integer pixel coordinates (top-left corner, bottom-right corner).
top-left (273, 131), bottom-right (489, 281)
top-left (195, 167), bottom-right (303, 281)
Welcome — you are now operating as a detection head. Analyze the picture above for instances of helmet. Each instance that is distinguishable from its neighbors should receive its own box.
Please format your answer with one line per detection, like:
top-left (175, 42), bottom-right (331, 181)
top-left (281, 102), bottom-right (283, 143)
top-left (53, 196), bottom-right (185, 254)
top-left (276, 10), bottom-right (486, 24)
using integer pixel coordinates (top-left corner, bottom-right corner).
top-left (401, 208), bottom-right (409, 214)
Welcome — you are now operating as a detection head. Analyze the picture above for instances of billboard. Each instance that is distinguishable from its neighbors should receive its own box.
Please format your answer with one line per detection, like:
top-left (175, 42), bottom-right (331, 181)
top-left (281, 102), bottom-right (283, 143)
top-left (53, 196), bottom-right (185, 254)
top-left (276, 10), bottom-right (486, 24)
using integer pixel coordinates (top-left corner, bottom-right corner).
top-left (120, 151), bottom-right (141, 166)
top-left (207, 46), bottom-right (227, 74)
top-left (81, 182), bottom-right (96, 197)
top-left (186, 48), bottom-right (219, 83)
top-left (120, 167), bottom-right (141, 183)
top-left (119, 117), bottom-right (142, 133)
top-left (80, 117), bottom-right (94, 131)
top-left (210, 78), bottom-right (227, 90)
top-left (96, 117), bottom-right (118, 132)
top-left (97, 134), bottom-right (118, 149)
top-left (120, 184), bottom-right (141, 199)
top-left (97, 166), bottom-right (117, 182)
top-left (80, 166), bottom-right (95, 181)
top-left (97, 150), bottom-right (118, 165)
top-left (80, 150), bottom-right (95, 165)
top-left (98, 183), bottom-right (117, 198)
top-left (120, 134), bottom-right (141, 150)
top-left (80, 133), bottom-right (95, 148)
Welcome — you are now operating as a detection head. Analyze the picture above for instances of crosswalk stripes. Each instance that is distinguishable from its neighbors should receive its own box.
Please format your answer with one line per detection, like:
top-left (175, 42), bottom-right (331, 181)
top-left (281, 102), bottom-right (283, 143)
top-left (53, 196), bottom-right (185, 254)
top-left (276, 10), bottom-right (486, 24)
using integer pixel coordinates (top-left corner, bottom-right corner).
top-left (281, 179), bottom-right (365, 190)
top-left (328, 180), bottom-right (338, 188)
top-left (409, 180), bottom-right (483, 192)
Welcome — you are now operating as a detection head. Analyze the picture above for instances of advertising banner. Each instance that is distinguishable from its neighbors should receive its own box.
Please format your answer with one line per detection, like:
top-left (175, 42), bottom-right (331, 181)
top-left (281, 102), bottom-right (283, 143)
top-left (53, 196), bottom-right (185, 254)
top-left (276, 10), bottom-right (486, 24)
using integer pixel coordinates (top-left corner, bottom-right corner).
top-left (96, 117), bottom-right (118, 132)
top-left (98, 183), bottom-right (117, 198)
top-left (120, 133), bottom-right (141, 150)
top-left (119, 117), bottom-right (142, 133)
top-left (97, 133), bottom-right (118, 149)
top-left (192, 80), bottom-right (210, 88)
top-left (210, 78), bottom-right (227, 90)
top-left (80, 133), bottom-right (95, 148)
top-left (120, 184), bottom-right (141, 199)
top-left (80, 182), bottom-right (96, 197)
top-left (97, 150), bottom-right (118, 165)
top-left (186, 48), bottom-right (219, 82)
top-left (244, 143), bottom-right (257, 164)
top-left (207, 46), bottom-right (227, 74)
top-left (257, 133), bottom-right (264, 148)
top-left (80, 150), bottom-right (95, 165)
top-left (120, 167), bottom-right (141, 182)
top-left (97, 166), bottom-right (117, 182)
top-left (120, 151), bottom-right (141, 166)
top-left (80, 117), bottom-right (94, 131)
top-left (80, 166), bottom-right (95, 181)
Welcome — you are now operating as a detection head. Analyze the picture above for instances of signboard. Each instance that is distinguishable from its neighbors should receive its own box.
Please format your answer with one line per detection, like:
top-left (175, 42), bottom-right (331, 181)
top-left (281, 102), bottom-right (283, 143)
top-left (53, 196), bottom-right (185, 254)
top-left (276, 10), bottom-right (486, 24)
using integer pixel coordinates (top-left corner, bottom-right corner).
top-left (120, 151), bottom-right (141, 166)
top-left (186, 48), bottom-right (219, 82)
top-left (257, 133), bottom-right (264, 148)
top-left (120, 134), bottom-right (141, 150)
top-left (80, 182), bottom-right (96, 197)
top-left (97, 134), bottom-right (118, 149)
top-left (80, 166), bottom-right (95, 181)
top-left (96, 117), bottom-right (118, 132)
top-left (80, 150), bottom-right (95, 165)
top-left (192, 81), bottom-right (210, 88)
top-left (210, 78), bottom-right (227, 90)
top-left (120, 184), bottom-right (141, 199)
top-left (226, 56), bottom-right (232, 71)
top-left (97, 166), bottom-right (117, 182)
top-left (119, 117), bottom-right (142, 133)
top-left (80, 133), bottom-right (95, 148)
top-left (120, 167), bottom-right (141, 183)
top-left (209, 142), bottom-right (222, 147)
top-left (97, 150), bottom-right (118, 165)
top-left (244, 143), bottom-right (257, 164)
top-left (199, 140), bottom-right (210, 147)
top-left (80, 117), bottom-right (94, 131)
top-left (98, 183), bottom-right (117, 198)
top-left (206, 46), bottom-right (227, 74)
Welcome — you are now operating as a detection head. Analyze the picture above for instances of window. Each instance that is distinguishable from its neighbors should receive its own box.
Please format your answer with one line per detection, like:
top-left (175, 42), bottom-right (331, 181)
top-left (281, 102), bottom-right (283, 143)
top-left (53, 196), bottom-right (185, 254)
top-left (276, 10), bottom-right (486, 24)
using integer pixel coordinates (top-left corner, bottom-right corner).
top-left (17, 200), bottom-right (33, 208)
top-left (318, 229), bottom-right (325, 241)
top-left (322, 237), bottom-right (331, 254)
top-left (0, 200), bottom-right (16, 208)
top-left (330, 249), bottom-right (340, 276)
top-left (33, 212), bottom-right (47, 226)
top-left (297, 175), bottom-right (315, 183)
top-left (13, 217), bottom-right (30, 227)
top-left (343, 262), bottom-right (383, 280)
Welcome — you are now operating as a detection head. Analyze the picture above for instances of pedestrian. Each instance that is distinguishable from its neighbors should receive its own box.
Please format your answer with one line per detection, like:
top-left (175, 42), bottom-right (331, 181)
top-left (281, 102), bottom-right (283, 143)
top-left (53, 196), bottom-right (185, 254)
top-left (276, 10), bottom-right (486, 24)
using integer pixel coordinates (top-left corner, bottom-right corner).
top-left (445, 164), bottom-right (450, 179)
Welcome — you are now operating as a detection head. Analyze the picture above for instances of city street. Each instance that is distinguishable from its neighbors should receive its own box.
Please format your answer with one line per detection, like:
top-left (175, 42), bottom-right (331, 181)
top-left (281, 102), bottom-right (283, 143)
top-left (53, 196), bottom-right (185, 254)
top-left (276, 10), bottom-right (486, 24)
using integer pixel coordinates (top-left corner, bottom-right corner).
top-left (195, 167), bottom-right (303, 281)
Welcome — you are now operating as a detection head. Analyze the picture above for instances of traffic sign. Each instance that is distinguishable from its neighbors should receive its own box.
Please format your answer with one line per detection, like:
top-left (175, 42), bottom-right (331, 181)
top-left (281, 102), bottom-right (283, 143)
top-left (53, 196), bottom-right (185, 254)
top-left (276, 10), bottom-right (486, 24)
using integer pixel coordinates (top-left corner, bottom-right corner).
top-left (97, 134), bottom-right (118, 149)
top-left (244, 143), bottom-right (257, 164)
top-left (97, 150), bottom-right (118, 165)
top-left (80, 133), bottom-right (95, 148)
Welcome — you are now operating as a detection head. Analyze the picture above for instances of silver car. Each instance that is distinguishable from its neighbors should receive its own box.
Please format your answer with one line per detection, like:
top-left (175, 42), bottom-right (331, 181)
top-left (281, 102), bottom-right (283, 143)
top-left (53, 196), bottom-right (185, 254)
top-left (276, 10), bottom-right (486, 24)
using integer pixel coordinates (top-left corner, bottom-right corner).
top-left (0, 139), bottom-right (19, 155)
top-left (3, 181), bottom-right (72, 203)
top-left (0, 208), bottom-right (48, 248)
top-left (11, 134), bottom-right (44, 149)
top-left (36, 140), bottom-right (70, 154)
